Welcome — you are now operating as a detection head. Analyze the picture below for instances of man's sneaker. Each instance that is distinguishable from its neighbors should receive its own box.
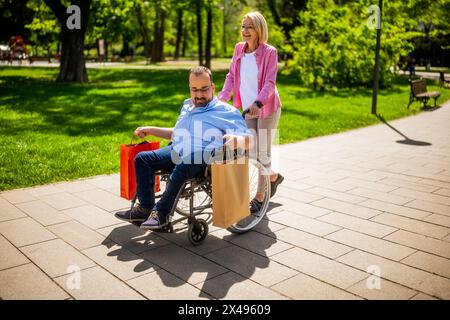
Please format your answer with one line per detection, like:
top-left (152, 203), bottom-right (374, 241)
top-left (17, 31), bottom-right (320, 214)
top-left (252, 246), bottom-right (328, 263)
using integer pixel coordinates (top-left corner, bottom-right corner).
top-left (114, 205), bottom-right (152, 224)
top-left (140, 211), bottom-right (169, 230)
top-left (270, 173), bottom-right (284, 198)
top-left (250, 198), bottom-right (263, 214)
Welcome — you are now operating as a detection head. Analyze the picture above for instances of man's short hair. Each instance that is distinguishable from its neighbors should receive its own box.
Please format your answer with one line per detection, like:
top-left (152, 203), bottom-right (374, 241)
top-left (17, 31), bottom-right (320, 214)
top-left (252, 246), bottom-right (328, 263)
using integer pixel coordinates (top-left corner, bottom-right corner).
top-left (189, 66), bottom-right (213, 83)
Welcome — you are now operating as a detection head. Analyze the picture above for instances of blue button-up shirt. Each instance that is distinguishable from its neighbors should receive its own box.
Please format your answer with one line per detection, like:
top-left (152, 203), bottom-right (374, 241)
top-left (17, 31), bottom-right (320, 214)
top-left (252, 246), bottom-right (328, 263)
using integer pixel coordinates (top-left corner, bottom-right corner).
top-left (171, 97), bottom-right (250, 162)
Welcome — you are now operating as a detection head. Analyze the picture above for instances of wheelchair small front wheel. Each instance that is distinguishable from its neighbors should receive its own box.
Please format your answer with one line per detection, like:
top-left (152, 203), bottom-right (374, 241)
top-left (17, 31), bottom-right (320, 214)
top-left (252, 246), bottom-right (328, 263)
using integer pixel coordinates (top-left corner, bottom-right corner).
top-left (187, 218), bottom-right (208, 246)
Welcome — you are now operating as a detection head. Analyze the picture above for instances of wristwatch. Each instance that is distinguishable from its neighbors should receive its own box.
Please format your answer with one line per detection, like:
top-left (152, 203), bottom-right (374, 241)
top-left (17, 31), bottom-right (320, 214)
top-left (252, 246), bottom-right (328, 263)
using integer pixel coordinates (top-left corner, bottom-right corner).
top-left (254, 100), bottom-right (263, 108)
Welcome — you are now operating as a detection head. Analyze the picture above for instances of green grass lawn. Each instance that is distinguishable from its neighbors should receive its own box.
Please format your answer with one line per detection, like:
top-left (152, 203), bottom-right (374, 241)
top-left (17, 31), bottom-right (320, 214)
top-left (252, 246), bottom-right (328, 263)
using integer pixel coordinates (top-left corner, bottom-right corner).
top-left (1, 66), bottom-right (449, 191)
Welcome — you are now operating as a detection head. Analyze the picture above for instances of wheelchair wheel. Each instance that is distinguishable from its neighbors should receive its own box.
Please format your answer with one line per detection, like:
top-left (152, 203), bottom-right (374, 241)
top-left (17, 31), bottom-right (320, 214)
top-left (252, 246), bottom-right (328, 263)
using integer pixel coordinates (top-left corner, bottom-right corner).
top-left (175, 183), bottom-right (212, 215)
top-left (227, 158), bottom-right (270, 234)
top-left (188, 218), bottom-right (208, 245)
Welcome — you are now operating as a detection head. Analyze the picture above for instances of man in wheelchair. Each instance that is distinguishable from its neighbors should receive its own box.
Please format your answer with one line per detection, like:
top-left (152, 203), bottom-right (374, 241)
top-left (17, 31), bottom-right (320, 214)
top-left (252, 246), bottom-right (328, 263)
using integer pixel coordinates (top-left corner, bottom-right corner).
top-left (115, 66), bottom-right (251, 230)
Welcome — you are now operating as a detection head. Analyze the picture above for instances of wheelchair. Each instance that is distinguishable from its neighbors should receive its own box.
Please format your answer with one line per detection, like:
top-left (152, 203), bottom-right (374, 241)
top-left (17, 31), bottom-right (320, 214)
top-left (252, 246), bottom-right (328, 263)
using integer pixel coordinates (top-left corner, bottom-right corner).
top-left (129, 150), bottom-right (271, 246)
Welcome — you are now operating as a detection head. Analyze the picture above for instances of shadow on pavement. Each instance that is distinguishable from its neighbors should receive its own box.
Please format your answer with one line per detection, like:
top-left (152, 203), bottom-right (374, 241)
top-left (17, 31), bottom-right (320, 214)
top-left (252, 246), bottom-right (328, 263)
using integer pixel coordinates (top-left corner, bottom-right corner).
top-left (376, 114), bottom-right (432, 146)
top-left (102, 212), bottom-right (278, 299)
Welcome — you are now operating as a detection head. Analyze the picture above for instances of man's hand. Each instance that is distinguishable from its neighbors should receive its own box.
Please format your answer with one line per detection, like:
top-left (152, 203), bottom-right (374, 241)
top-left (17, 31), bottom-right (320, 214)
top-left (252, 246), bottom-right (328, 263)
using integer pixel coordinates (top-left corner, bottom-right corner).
top-left (134, 127), bottom-right (152, 138)
top-left (223, 134), bottom-right (248, 150)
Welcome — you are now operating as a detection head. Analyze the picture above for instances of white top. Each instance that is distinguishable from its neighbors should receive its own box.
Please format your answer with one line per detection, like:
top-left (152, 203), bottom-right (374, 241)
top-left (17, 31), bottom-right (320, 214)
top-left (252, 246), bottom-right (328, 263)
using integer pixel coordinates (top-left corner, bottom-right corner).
top-left (239, 52), bottom-right (259, 110)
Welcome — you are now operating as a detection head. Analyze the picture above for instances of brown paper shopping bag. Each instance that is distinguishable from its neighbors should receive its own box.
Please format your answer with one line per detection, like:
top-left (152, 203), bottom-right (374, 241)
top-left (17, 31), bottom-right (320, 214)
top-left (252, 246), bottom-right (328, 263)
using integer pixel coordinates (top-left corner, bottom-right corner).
top-left (211, 158), bottom-right (250, 228)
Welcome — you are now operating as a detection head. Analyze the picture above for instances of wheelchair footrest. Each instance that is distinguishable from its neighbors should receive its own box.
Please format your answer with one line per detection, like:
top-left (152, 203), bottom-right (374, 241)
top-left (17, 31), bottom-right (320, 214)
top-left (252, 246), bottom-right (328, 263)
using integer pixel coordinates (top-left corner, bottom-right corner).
top-left (153, 222), bottom-right (174, 233)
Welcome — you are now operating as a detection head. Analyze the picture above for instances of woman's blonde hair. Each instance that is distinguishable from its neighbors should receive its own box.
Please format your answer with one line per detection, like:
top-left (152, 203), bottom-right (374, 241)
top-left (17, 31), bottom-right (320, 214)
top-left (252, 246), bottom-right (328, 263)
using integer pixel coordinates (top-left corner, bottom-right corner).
top-left (242, 11), bottom-right (268, 45)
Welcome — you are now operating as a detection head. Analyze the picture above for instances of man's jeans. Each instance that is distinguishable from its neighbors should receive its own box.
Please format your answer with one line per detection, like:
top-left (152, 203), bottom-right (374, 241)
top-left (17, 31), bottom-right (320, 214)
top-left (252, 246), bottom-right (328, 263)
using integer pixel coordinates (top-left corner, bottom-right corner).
top-left (134, 146), bottom-right (207, 216)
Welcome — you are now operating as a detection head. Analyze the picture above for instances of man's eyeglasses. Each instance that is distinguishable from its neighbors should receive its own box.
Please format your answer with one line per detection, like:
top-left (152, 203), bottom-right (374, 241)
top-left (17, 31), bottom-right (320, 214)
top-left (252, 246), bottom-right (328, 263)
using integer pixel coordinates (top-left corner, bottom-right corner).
top-left (190, 86), bottom-right (211, 93)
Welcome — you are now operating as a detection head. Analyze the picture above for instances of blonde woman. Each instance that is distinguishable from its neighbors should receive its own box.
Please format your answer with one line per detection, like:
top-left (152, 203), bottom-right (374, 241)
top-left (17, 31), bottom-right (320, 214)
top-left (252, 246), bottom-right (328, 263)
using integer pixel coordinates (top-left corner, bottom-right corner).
top-left (218, 11), bottom-right (283, 213)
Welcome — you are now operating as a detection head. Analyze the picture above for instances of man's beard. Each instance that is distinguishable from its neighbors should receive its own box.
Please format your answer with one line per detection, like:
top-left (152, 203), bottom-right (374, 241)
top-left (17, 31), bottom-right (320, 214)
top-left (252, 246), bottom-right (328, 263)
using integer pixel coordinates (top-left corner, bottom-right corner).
top-left (194, 96), bottom-right (211, 107)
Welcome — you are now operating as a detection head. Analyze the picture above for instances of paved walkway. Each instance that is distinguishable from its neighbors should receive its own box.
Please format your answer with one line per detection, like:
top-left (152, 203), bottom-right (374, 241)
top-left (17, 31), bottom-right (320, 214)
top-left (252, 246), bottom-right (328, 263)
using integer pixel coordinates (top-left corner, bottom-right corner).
top-left (1, 102), bottom-right (450, 300)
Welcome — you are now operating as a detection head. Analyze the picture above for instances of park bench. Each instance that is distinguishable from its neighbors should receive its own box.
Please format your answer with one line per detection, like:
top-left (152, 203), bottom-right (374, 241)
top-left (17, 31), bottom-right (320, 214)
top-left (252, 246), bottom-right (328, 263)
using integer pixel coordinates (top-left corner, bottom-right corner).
top-left (29, 56), bottom-right (52, 64)
top-left (408, 78), bottom-right (440, 108)
top-left (439, 71), bottom-right (450, 88)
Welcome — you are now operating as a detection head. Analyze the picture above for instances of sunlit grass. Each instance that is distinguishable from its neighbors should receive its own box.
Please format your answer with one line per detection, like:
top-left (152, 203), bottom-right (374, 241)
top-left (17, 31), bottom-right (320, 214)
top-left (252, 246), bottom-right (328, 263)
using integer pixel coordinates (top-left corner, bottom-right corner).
top-left (1, 66), bottom-right (449, 191)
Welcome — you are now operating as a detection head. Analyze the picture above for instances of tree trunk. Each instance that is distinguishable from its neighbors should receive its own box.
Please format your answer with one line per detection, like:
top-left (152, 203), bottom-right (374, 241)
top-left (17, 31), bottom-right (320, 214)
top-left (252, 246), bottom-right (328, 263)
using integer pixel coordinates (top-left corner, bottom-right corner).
top-left (205, 2), bottom-right (212, 69)
top-left (174, 9), bottom-right (183, 60)
top-left (196, 0), bottom-right (203, 66)
top-left (182, 24), bottom-right (187, 58)
top-left (136, 4), bottom-right (151, 58)
top-left (151, 9), bottom-right (165, 63)
top-left (44, 0), bottom-right (91, 83)
top-left (222, 0), bottom-right (227, 55)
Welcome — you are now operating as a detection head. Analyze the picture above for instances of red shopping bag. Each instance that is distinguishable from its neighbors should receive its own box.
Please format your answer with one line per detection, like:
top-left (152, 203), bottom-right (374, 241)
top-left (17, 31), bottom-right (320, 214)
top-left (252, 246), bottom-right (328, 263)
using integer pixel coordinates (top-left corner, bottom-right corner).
top-left (120, 141), bottom-right (161, 200)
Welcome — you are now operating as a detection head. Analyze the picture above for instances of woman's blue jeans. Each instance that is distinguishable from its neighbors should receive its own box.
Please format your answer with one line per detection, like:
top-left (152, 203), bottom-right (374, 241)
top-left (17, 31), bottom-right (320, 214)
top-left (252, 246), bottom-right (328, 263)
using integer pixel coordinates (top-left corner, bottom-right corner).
top-left (134, 146), bottom-right (207, 216)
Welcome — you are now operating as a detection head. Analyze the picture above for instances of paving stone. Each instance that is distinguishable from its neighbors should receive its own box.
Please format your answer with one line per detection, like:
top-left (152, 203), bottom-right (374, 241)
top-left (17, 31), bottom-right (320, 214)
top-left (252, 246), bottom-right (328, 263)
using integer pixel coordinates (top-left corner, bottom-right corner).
top-left (359, 199), bottom-right (431, 219)
top-left (405, 200), bottom-right (450, 216)
top-left (210, 228), bottom-right (293, 257)
top-left (48, 220), bottom-right (107, 250)
top-left (54, 266), bottom-right (144, 300)
top-left (97, 223), bottom-right (171, 254)
top-left (401, 251), bottom-right (450, 279)
top-left (337, 250), bottom-right (450, 299)
top-left (339, 177), bottom-right (398, 193)
top-left (325, 229), bottom-right (415, 261)
top-left (25, 185), bottom-right (63, 197)
top-left (310, 198), bottom-right (381, 219)
top-left (378, 177), bottom-right (441, 193)
top-left (127, 269), bottom-right (211, 300)
top-left (271, 247), bottom-right (367, 289)
top-left (304, 187), bottom-right (367, 204)
top-left (385, 230), bottom-right (450, 259)
top-left (0, 217), bottom-right (56, 247)
top-left (82, 244), bottom-right (159, 281)
top-left (392, 188), bottom-right (450, 206)
top-left (275, 185), bottom-right (324, 203)
top-left (195, 271), bottom-right (288, 300)
top-left (409, 293), bottom-right (438, 300)
top-left (0, 234), bottom-right (29, 270)
top-left (62, 204), bottom-right (122, 230)
top-left (422, 214), bottom-right (450, 228)
top-left (0, 198), bottom-right (27, 222)
top-left (270, 210), bottom-right (341, 236)
top-left (54, 180), bottom-right (97, 193)
top-left (140, 244), bottom-right (228, 285)
top-left (85, 175), bottom-right (120, 190)
top-left (0, 263), bottom-right (70, 300)
top-left (371, 213), bottom-right (449, 239)
top-left (274, 227), bottom-right (353, 259)
top-left (156, 228), bottom-right (233, 256)
top-left (0, 189), bottom-right (37, 204)
top-left (21, 239), bottom-right (96, 278)
top-left (272, 273), bottom-right (362, 300)
top-left (73, 189), bottom-right (130, 212)
top-left (348, 187), bottom-right (413, 205)
top-left (268, 197), bottom-right (332, 218)
top-left (205, 245), bottom-right (298, 287)
top-left (346, 278), bottom-right (417, 300)
top-left (40, 192), bottom-right (87, 210)
top-left (319, 212), bottom-right (397, 238)
top-left (16, 200), bottom-right (72, 226)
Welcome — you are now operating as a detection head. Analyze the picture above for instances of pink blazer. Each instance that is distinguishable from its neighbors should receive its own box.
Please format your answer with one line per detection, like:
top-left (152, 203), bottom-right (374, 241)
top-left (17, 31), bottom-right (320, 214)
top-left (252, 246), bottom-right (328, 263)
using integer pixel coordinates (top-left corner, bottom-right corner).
top-left (218, 42), bottom-right (282, 120)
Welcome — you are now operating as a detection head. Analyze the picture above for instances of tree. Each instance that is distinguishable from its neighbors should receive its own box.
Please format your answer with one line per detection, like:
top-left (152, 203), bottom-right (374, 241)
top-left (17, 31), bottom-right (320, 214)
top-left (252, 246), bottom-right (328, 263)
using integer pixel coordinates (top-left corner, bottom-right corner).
top-left (151, 1), bottom-right (166, 63)
top-left (286, 0), bottom-right (416, 90)
top-left (43, 0), bottom-right (92, 83)
top-left (204, 0), bottom-right (213, 68)
top-left (196, 0), bottom-right (204, 66)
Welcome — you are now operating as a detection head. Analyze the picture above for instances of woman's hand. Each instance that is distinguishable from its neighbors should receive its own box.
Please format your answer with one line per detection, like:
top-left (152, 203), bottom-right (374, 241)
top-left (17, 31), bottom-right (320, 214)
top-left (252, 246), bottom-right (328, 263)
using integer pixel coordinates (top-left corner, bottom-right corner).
top-left (133, 126), bottom-right (152, 138)
top-left (248, 103), bottom-right (260, 118)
